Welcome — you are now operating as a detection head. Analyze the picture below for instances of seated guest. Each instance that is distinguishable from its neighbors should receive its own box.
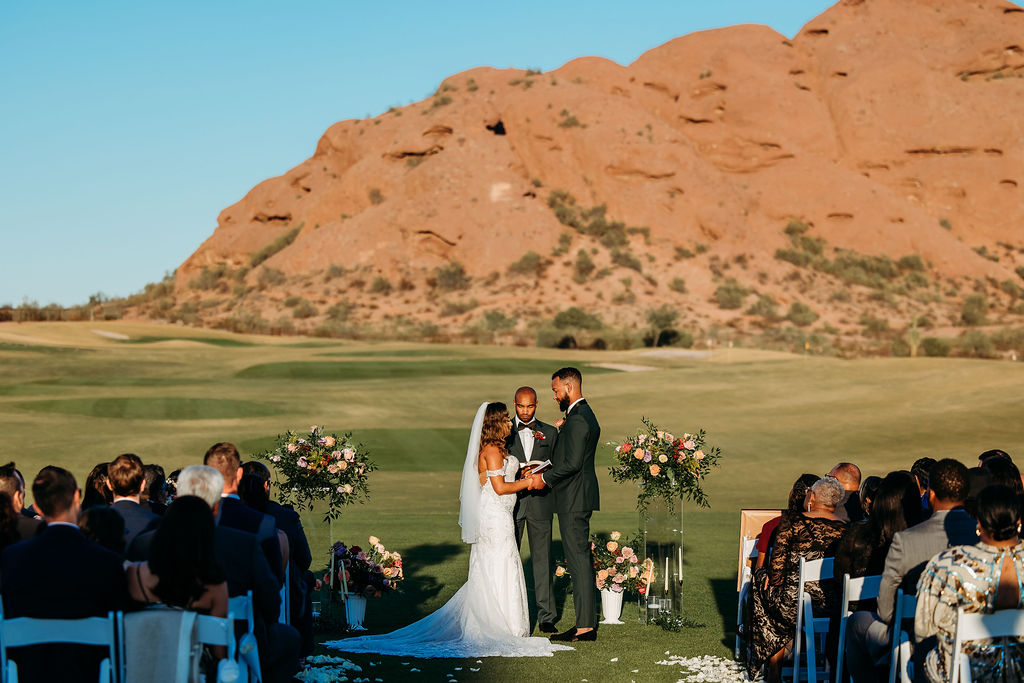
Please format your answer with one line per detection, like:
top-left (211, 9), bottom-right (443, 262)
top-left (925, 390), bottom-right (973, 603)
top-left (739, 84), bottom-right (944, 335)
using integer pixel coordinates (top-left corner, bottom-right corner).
top-left (107, 453), bottom-right (160, 547)
top-left (242, 461), bottom-right (315, 655)
top-left (79, 506), bottom-right (126, 555)
top-left (82, 462), bottom-right (113, 508)
top-left (859, 475), bottom-right (882, 518)
top-left (964, 467), bottom-right (992, 518)
top-left (982, 455), bottom-right (1024, 496)
top-left (0, 462), bottom-right (44, 541)
top-left (747, 476), bottom-right (847, 682)
top-left (238, 473), bottom-right (290, 568)
top-left (0, 492), bottom-right (20, 552)
top-left (129, 466), bottom-right (300, 683)
top-left (846, 458), bottom-right (976, 682)
top-left (755, 473), bottom-right (818, 570)
top-left (978, 449), bottom-right (1012, 468)
top-left (916, 484), bottom-right (1024, 683)
top-left (141, 464), bottom-right (168, 516)
top-left (912, 457), bottom-right (937, 513)
top-left (828, 462), bottom-right (865, 523)
top-left (1, 466), bottom-right (130, 683)
top-left (204, 443), bottom-right (284, 582)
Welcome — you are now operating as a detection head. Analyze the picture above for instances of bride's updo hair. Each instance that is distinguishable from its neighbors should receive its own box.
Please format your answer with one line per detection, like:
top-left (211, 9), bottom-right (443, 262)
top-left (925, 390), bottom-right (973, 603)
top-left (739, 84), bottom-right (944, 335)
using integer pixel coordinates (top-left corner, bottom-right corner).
top-left (480, 402), bottom-right (511, 449)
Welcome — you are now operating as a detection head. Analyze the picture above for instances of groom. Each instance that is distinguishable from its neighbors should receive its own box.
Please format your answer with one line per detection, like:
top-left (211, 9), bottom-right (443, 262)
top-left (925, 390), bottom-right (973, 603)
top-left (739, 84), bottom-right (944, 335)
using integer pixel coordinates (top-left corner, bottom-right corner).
top-left (506, 386), bottom-right (559, 633)
top-left (533, 367), bottom-right (600, 642)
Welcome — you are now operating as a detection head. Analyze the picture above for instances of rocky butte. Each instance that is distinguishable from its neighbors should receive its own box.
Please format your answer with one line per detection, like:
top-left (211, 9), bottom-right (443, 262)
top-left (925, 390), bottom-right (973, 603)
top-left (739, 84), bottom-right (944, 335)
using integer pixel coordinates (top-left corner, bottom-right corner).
top-left (148, 0), bottom-right (1024, 356)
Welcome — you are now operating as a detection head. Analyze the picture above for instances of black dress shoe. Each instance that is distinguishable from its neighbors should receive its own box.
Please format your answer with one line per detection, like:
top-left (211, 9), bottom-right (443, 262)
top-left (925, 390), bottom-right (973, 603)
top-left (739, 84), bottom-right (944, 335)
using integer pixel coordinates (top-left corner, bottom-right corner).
top-left (571, 629), bottom-right (596, 642)
top-left (539, 622), bottom-right (558, 633)
top-left (549, 628), bottom-right (577, 641)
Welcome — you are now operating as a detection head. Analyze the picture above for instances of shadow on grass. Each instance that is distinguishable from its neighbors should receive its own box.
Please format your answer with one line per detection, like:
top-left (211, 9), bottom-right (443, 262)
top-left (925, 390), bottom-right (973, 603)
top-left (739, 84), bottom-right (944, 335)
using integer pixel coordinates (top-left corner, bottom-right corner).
top-left (709, 577), bottom-right (739, 650)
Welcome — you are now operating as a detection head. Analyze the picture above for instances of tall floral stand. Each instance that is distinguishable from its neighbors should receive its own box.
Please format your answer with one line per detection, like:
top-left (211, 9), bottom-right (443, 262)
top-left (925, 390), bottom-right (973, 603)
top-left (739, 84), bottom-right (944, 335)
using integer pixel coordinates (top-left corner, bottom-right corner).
top-left (639, 496), bottom-right (684, 624)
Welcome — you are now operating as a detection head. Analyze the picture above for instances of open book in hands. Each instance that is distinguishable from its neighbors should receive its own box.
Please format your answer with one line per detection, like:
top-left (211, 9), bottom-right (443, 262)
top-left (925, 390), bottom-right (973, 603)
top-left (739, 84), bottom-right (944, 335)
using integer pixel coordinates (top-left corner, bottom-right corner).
top-left (520, 460), bottom-right (553, 477)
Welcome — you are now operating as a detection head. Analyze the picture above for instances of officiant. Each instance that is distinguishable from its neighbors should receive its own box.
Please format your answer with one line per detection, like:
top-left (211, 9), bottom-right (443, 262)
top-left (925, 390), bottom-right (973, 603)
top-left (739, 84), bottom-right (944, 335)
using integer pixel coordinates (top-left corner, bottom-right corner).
top-left (506, 386), bottom-right (560, 633)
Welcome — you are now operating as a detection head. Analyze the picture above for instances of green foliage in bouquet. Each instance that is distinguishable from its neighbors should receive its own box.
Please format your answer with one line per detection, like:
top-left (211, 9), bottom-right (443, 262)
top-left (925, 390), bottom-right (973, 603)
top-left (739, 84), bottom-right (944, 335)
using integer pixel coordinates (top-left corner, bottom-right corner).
top-left (555, 530), bottom-right (656, 596)
top-left (254, 425), bottom-right (376, 522)
top-left (609, 417), bottom-right (721, 512)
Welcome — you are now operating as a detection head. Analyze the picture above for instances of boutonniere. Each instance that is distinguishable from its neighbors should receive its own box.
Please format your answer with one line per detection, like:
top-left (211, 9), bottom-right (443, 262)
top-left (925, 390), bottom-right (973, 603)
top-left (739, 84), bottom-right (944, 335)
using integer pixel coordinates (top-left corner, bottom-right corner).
top-left (533, 430), bottom-right (545, 441)
top-left (554, 418), bottom-right (565, 429)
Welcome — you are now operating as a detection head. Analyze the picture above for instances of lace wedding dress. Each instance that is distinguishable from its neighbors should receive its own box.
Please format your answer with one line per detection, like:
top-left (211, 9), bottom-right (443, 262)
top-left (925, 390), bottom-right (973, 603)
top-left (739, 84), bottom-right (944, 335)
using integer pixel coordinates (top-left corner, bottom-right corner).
top-left (325, 453), bottom-right (572, 658)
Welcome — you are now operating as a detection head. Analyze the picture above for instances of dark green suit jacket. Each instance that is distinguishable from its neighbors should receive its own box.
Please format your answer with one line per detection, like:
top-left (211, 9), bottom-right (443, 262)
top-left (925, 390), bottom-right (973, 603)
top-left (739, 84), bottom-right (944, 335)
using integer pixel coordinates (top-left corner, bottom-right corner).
top-left (506, 419), bottom-right (559, 519)
top-left (544, 399), bottom-right (600, 513)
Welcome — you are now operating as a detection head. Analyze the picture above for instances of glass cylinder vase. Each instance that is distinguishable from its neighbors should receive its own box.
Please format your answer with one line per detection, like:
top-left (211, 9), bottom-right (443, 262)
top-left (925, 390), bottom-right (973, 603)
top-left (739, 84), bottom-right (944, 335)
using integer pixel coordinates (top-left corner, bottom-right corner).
top-left (638, 494), bottom-right (683, 624)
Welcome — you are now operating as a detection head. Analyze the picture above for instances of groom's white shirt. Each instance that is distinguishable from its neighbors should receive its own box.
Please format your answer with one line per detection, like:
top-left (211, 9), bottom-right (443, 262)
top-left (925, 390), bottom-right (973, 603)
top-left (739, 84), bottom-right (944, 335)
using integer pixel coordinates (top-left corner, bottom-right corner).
top-left (515, 417), bottom-right (536, 461)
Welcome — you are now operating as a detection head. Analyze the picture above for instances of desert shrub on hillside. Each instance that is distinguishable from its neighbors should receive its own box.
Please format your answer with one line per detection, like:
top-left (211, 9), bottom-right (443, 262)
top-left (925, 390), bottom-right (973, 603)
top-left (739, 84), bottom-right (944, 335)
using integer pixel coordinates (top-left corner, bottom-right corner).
top-left (775, 248), bottom-right (814, 268)
top-left (552, 232), bottom-right (572, 256)
top-left (553, 307), bottom-right (603, 330)
top-left (434, 262), bottom-right (471, 291)
top-left (992, 327), bottom-right (1024, 352)
top-left (368, 188), bottom-right (384, 205)
top-left (860, 314), bottom-right (890, 336)
top-left (956, 330), bottom-right (995, 358)
top-left (292, 300), bottom-right (317, 319)
top-left (220, 308), bottom-right (268, 334)
top-left (257, 267), bottom-right (287, 290)
top-left (508, 251), bottom-right (547, 277)
top-left (611, 249), bottom-right (642, 272)
top-left (961, 294), bottom-right (988, 326)
top-left (669, 277), bottom-right (687, 293)
top-left (674, 247), bottom-right (695, 260)
top-left (250, 226), bottom-right (301, 268)
top-left (440, 299), bottom-right (478, 317)
top-left (189, 264), bottom-right (232, 291)
top-left (746, 295), bottom-right (779, 319)
top-left (369, 277), bottom-right (392, 295)
top-left (573, 250), bottom-right (595, 282)
top-left (714, 279), bottom-right (749, 310)
top-left (483, 310), bottom-right (517, 331)
top-left (921, 337), bottom-right (951, 357)
top-left (786, 301), bottom-right (819, 327)
top-left (283, 296), bottom-right (301, 308)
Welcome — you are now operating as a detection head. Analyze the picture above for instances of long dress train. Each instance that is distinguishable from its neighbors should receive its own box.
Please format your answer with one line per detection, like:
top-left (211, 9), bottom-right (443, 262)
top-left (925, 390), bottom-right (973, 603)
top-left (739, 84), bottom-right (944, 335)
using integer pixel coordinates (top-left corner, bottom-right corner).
top-left (325, 455), bottom-right (573, 658)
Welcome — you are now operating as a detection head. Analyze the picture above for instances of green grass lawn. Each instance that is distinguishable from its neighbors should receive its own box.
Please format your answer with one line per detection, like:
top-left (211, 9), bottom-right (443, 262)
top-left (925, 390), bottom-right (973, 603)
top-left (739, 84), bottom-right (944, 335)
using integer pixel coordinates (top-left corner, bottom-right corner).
top-left (1, 321), bottom-right (1022, 681)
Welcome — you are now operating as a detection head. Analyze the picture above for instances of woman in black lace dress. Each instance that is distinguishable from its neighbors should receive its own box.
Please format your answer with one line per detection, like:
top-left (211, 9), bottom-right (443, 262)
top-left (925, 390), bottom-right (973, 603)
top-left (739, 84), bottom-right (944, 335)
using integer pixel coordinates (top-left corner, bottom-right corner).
top-left (747, 476), bottom-right (847, 682)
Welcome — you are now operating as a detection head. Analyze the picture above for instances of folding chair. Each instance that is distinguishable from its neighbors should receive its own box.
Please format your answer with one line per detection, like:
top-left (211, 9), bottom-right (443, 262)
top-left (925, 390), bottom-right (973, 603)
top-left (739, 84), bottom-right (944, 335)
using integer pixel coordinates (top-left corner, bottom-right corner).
top-left (950, 607), bottom-right (1024, 682)
top-left (835, 573), bottom-right (882, 683)
top-left (735, 535), bottom-right (760, 659)
top-left (228, 592), bottom-right (261, 683)
top-left (887, 589), bottom-right (917, 683)
top-left (0, 607), bottom-right (121, 683)
top-left (197, 613), bottom-right (249, 683)
top-left (788, 556), bottom-right (833, 683)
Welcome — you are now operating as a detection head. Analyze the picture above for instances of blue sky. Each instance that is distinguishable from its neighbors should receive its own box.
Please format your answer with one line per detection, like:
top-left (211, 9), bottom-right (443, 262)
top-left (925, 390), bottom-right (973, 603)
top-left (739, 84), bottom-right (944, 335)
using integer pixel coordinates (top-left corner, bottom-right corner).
top-left (0, 1), bottom-right (833, 306)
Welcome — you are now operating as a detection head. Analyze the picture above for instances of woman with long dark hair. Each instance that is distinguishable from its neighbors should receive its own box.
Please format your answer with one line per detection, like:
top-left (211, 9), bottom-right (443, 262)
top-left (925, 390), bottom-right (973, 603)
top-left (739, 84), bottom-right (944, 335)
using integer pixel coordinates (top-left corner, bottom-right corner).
top-left (125, 495), bottom-right (227, 616)
top-left (916, 485), bottom-right (1024, 682)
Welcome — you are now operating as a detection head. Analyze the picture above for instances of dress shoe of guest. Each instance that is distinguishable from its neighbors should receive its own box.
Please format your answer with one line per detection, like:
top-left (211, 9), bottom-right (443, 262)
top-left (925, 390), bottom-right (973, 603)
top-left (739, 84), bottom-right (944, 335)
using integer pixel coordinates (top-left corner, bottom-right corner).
top-left (539, 622), bottom-right (558, 633)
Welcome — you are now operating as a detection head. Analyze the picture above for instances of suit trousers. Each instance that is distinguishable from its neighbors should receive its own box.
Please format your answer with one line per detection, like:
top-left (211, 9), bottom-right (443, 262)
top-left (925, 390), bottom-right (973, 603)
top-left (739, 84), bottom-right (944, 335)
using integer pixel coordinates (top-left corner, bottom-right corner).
top-left (558, 510), bottom-right (596, 629)
top-left (514, 514), bottom-right (556, 624)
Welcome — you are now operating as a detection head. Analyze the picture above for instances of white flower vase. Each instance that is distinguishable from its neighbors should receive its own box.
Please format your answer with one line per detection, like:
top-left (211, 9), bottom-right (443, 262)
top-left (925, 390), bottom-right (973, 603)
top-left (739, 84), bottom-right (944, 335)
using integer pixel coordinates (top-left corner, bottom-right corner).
top-left (345, 594), bottom-right (368, 631)
top-left (600, 588), bottom-right (625, 625)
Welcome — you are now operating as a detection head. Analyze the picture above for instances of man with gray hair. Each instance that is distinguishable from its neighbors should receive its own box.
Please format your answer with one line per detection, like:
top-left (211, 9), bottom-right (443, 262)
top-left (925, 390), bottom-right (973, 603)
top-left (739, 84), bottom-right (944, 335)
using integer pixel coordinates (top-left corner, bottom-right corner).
top-left (129, 464), bottom-right (301, 682)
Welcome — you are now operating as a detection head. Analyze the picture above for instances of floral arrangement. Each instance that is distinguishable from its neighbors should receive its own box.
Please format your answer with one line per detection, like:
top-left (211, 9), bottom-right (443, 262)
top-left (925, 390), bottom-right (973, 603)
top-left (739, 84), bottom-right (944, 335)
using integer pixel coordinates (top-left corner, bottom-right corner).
top-left (609, 417), bottom-right (721, 512)
top-left (254, 425), bottom-right (376, 522)
top-left (322, 536), bottom-right (404, 598)
top-left (556, 531), bottom-right (655, 595)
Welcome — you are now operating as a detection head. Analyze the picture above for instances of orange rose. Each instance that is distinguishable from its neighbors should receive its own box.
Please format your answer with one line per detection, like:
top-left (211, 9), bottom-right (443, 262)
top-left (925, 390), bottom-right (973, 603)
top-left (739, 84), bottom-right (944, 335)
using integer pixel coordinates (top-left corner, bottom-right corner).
top-left (650, 464), bottom-right (661, 476)
top-left (606, 541), bottom-right (619, 552)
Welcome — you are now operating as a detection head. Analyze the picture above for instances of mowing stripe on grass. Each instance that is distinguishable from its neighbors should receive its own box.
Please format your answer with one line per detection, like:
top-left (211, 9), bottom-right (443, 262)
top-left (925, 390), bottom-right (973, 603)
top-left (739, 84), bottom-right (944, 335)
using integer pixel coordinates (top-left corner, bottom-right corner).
top-left (13, 397), bottom-right (284, 420)
top-left (235, 359), bottom-right (619, 381)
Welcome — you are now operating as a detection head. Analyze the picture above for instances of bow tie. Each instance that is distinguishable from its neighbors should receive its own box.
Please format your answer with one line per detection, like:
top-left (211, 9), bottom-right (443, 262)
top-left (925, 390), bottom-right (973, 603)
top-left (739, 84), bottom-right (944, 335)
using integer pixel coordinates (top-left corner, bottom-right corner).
top-left (517, 421), bottom-right (537, 431)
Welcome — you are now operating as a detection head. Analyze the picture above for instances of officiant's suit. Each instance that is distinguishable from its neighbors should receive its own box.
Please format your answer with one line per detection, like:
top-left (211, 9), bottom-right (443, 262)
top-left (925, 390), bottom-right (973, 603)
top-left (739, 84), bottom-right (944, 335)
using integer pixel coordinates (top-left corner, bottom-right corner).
top-left (542, 399), bottom-right (600, 630)
top-left (506, 416), bottom-right (559, 626)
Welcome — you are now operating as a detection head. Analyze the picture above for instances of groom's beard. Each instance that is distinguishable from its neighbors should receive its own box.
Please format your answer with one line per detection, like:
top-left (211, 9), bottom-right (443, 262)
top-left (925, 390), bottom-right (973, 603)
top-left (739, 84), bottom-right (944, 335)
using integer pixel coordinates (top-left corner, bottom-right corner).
top-left (558, 395), bottom-right (571, 412)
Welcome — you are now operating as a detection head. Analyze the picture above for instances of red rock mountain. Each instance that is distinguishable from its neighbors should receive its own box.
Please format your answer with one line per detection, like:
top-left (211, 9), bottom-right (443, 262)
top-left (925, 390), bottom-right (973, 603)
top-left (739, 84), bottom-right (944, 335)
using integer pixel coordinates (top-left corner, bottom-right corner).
top-left (166, 0), bottom-right (1024, 353)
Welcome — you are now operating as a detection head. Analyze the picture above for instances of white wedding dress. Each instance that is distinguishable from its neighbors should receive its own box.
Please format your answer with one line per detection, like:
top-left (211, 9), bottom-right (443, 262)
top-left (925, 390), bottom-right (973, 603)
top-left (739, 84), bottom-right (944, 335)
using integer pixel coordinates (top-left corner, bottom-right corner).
top-left (325, 451), bottom-right (572, 658)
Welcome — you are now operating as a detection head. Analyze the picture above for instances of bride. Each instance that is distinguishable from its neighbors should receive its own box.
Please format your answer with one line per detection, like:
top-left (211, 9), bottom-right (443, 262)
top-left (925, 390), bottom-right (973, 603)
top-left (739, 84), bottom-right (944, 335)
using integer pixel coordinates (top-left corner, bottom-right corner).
top-left (325, 402), bottom-right (574, 658)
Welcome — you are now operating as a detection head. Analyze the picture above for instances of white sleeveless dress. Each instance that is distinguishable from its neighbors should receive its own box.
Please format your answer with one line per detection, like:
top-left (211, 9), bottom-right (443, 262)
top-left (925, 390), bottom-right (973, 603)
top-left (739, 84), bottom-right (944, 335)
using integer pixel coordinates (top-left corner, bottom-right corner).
top-left (325, 455), bottom-right (573, 658)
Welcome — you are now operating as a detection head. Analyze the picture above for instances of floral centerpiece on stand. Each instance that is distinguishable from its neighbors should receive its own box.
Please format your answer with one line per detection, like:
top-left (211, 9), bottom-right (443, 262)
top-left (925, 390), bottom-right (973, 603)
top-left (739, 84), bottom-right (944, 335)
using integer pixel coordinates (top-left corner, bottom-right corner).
top-left (254, 425), bottom-right (376, 522)
top-left (314, 536), bottom-right (405, 633)
top-left (609, 417), bottom-right (721, 513)
top-left (555, 531), bottom-right (656, 595)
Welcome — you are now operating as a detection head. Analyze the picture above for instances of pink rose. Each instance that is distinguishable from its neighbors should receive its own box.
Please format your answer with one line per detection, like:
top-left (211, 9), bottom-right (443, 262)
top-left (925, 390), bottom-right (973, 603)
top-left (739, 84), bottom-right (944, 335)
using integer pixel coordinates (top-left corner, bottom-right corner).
top-left (332, 450), bottom-right (342, 460)
top-left (694, 450), bottom-right (705, 460)
top-left (286, 444), bottom-right (298, 453)
top-left (323, 436), bottom-right (336, 447)
top-left (616, 556), bottom-right (625, 564)
top-left (297, 458), bottom-right (308, 468)
top-left (683, 440), bottom-right (696, 450)
top-left (344, 449), bottom-right (356, 462)
top-left (271, 455), bottom-right (281, 462)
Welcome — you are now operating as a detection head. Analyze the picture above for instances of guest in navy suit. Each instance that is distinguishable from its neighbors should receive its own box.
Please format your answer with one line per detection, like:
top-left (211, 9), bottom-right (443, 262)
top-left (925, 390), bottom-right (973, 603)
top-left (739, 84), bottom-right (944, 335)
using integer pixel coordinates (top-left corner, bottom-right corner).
top-left (0, 462), bottom-right (43, 542)
top-left (1, 466), bottom-right (130, 683)
top-left (106, 453), bottom-right (160, 549)
top-left (204, 442), bottom-right (285, 583)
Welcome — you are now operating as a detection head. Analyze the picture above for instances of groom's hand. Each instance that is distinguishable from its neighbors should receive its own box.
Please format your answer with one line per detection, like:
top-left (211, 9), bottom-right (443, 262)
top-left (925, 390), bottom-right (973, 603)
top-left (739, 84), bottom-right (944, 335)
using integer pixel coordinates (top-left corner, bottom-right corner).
top-left (532, 474), bottom-right (546, 490)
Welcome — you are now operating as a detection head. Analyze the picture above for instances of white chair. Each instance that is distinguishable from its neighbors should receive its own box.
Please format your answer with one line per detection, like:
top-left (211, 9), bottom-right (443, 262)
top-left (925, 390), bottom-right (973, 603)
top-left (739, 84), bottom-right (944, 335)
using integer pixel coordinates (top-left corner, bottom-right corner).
top-left (950, 607), bottom-right (1024, 682)
top-left (887, 589), bottom-right (917, 683)
top-left (834, 573), bottom-right (882, 683)
top-left (735, 534), bottom-right (760, 659)
top-left (228, 591), bottom-right (261, 683)
top-left (197, 613), bottom-right (249, 683)
top-left (789, 556), bottom-right (833, 683)
top-left (0, 608), bottom-right (121, 683)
